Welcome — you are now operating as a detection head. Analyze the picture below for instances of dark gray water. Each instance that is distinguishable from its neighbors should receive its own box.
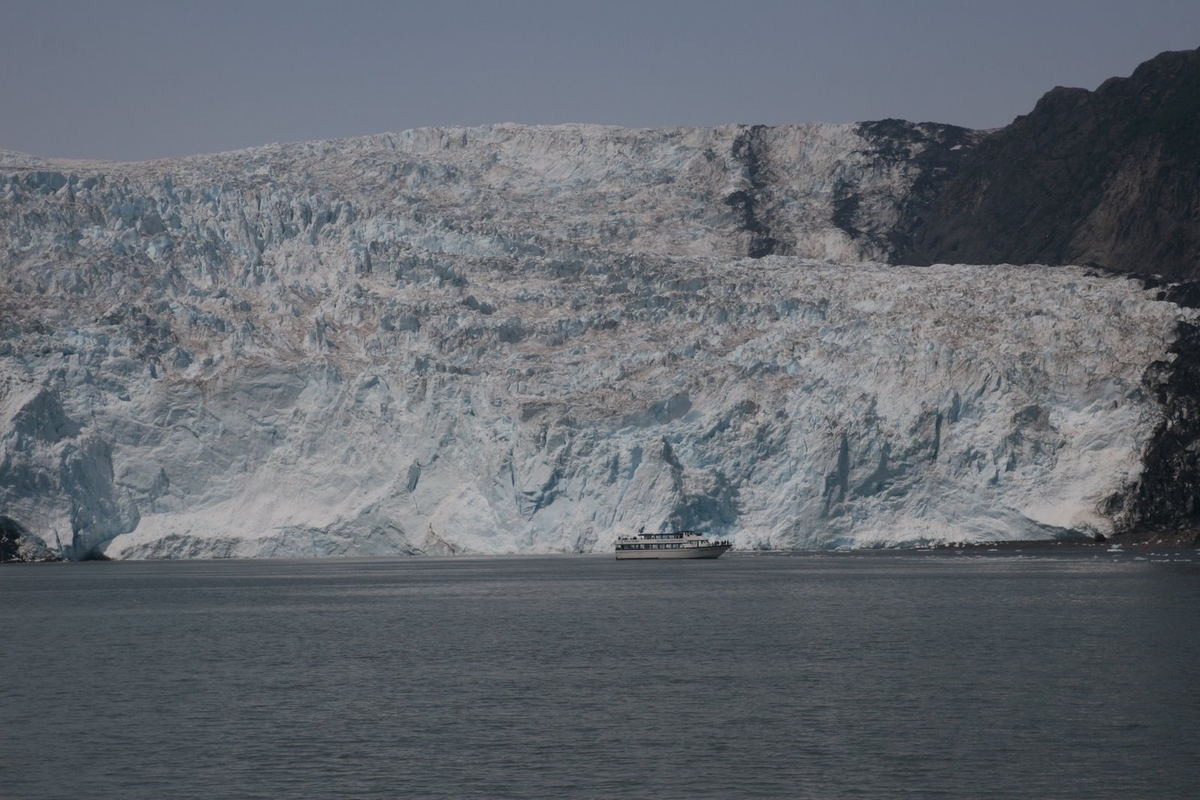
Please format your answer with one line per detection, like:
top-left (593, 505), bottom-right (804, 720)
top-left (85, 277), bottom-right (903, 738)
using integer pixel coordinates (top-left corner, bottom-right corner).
top-left (3, 548), bottom-right (1198, 799)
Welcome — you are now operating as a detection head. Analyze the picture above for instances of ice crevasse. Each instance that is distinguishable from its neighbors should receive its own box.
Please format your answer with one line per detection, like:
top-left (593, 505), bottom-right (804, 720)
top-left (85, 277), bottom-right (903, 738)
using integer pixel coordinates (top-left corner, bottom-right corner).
top-left (0, 123), bottom-right (1193, 557)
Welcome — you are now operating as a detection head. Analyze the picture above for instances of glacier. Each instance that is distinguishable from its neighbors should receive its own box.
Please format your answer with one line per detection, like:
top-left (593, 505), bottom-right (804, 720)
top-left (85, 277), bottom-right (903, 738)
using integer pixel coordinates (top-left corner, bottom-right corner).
top-left (0, 123), bottom-right (1194, 558)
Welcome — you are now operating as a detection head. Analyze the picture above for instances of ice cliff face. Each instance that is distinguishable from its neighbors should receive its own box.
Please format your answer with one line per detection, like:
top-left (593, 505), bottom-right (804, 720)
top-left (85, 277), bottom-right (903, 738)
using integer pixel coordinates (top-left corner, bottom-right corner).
top-left (0, 122), bottom-right (1194, 558)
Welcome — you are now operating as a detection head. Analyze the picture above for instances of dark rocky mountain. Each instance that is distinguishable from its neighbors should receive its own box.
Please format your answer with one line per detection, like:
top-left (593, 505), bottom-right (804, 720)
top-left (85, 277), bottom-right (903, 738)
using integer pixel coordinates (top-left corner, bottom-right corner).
top-left (896, 47), bottom-right (1200, 281)
top-left (1112, 280), bottom-right (1200, 544)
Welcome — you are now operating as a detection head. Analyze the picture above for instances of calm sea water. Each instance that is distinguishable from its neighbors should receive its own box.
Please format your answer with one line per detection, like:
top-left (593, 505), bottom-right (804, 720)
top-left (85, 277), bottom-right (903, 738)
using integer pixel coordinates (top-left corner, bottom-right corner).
top-left (3, 548), bottom-right (1198, 799)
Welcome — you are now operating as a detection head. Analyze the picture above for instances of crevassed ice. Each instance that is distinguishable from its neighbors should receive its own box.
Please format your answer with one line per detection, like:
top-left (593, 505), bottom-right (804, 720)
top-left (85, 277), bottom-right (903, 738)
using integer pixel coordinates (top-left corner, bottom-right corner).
top-left (0, 125), bottom-right (1189, 557)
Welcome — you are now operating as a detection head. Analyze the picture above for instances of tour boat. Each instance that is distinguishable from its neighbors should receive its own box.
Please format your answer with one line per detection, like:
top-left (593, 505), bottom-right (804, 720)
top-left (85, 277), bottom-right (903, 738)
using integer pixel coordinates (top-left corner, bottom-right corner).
top-left (614, 530), bottom-right (732, 560)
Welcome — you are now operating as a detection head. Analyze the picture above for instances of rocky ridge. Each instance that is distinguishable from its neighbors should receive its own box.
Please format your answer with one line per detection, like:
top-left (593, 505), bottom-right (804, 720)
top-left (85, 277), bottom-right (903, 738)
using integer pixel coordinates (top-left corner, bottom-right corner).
top-left (899, 47), bottom-right (1200, 280)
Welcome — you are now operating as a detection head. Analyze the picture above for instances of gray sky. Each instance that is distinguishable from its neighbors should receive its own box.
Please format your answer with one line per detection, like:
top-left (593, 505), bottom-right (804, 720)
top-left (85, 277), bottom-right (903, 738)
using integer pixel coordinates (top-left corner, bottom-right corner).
top-left (3, 0), bottom-right (1198, 162)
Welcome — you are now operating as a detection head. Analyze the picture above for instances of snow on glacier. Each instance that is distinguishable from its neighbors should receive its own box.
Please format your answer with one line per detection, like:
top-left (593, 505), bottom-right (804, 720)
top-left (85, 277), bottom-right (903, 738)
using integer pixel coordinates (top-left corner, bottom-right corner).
top-left (0, 124), bottom-right (1192, 557)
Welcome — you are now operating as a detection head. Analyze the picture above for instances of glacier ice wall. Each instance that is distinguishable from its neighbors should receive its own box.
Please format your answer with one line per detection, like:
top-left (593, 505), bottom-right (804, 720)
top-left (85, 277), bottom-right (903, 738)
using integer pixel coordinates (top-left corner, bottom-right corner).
top-left (0, 124), bottom-right (1192, 557)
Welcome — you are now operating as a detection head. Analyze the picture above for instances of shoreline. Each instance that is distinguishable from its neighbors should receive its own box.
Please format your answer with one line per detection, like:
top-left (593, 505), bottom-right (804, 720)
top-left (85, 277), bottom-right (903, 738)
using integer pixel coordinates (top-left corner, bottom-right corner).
top-left (933, 531), bottom-right (1200, 551)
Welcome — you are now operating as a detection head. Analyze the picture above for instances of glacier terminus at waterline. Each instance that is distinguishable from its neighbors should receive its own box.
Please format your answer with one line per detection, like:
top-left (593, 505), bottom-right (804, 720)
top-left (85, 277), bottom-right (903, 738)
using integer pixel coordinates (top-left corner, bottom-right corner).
top-left (2, 120), bottom-right (1197, 559)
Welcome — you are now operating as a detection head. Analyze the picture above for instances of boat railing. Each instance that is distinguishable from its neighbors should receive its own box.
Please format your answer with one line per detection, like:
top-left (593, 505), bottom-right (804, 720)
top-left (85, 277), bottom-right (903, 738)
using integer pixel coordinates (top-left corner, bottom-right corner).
top-left (617, 532), bottom-right (733, 547)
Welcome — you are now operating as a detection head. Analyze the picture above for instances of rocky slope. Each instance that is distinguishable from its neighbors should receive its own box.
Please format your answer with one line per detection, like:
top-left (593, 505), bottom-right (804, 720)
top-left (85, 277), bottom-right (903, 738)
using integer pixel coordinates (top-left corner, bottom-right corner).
top-left (899, 47), bottom-right (1200, 280)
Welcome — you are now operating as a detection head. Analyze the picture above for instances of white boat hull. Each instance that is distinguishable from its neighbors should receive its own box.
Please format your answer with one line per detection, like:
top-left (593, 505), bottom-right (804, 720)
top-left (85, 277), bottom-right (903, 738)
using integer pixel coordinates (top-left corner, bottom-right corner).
top-left (615, 544), bottom-right (731, 560)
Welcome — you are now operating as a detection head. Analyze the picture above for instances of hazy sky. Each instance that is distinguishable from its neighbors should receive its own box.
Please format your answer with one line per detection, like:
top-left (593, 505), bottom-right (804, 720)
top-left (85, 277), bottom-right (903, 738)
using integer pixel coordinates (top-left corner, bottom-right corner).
top-left (3, 0), bottom-right (1198, 162)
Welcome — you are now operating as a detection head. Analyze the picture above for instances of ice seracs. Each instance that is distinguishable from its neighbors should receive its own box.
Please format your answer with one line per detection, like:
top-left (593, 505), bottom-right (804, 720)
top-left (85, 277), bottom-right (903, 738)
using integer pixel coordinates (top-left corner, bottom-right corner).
top-left (0, 123), bottom-right (1193, 558)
